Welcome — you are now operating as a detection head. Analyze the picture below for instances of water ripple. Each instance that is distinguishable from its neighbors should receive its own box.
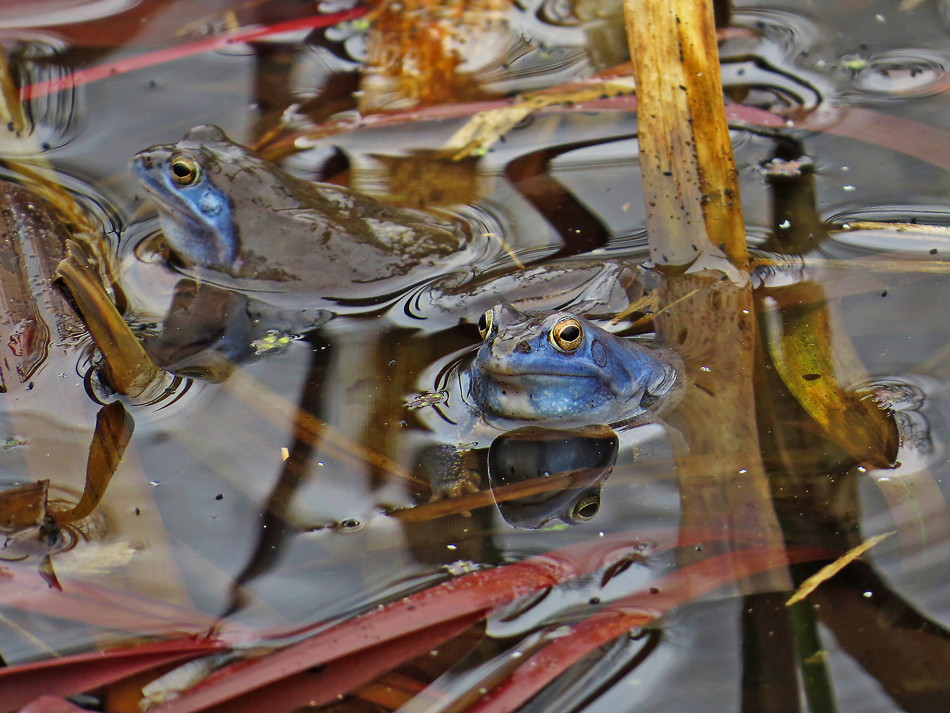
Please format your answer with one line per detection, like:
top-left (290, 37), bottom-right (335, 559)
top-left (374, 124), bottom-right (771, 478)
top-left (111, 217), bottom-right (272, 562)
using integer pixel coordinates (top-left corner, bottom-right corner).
top-left (847, 49), bottom-right (950, 99)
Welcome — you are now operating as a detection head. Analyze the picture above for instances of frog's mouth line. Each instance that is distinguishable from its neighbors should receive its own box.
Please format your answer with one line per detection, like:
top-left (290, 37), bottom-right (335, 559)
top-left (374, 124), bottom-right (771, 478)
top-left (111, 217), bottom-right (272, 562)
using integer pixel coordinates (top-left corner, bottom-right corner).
top-left (133, 172), bottom-right (191, 216)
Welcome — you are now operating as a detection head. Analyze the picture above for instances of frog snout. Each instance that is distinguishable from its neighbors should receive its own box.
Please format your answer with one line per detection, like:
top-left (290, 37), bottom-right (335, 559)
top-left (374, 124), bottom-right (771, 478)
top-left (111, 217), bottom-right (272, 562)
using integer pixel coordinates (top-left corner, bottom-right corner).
top-left (130, 147), bottom-right (173, 178)
top-left (130, 153), bottom-right (155, 173)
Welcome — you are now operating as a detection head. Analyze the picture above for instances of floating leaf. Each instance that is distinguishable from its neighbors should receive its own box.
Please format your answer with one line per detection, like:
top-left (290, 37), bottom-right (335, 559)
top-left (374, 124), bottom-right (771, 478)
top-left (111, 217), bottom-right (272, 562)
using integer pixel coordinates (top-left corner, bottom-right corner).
top-left (443, 79), bottom-right (637, 161)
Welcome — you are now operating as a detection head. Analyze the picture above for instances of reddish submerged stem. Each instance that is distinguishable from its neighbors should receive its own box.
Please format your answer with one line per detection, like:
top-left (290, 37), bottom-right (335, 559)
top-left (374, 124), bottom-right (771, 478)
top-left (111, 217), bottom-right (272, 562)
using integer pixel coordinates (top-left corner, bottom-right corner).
top-left (20, 10), bottom-right (368, 100)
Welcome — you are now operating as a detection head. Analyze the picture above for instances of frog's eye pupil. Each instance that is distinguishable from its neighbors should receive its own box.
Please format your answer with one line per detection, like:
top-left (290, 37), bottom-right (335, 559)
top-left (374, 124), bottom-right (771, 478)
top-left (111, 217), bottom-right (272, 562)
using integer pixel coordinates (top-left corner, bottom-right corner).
top-left (560, 325), bottom-right (580, 343)
top-left (550, 317), bottom-right (583, 352)
top-left (478, 309), bottom-right (493, 339)
top-left (170, 155), bottom-right (200, 186)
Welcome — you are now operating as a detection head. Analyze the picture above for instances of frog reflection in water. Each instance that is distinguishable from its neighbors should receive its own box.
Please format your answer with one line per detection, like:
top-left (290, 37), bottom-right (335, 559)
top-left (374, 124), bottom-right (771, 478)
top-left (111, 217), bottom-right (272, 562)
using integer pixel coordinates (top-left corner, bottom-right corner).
top-left (129, 125), bottom-right (472, 306)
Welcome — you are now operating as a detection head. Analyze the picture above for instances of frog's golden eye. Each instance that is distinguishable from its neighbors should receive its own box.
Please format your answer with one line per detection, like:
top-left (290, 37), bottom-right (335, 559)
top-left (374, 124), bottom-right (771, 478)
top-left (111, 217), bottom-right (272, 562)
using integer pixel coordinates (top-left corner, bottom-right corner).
top-left (550, 317), bottom-right (583, 352)
top-left (170, 154), bottom-right (201, 187)
top-left (477, 309), bottom-right (494, 340)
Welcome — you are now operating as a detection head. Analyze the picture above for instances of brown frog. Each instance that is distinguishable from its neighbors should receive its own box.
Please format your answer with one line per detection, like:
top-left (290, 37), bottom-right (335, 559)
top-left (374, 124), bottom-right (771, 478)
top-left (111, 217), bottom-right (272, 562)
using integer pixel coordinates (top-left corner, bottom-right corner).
top-left (129, 125), bottom-right (473, 307)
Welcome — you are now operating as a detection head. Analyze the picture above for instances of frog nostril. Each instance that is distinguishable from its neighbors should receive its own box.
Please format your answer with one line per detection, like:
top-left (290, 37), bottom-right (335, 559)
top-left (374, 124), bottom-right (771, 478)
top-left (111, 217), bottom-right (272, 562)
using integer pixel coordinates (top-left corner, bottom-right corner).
top-left (515, 341), bottom-right (531, 354)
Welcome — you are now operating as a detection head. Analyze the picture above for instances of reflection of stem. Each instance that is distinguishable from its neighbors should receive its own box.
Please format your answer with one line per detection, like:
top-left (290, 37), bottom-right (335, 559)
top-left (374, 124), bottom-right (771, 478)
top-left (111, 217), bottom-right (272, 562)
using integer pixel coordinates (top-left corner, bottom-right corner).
top-left (225, 341), bottom-right (331, 614)
top-left (624, 0), bottom-right (786, 591)
top-left (388, 467), bottom-right (604, 523)
top-left (0, 611), bottom-right (58, 660)
top-left (787, 600), bottom-right (838, 713)
top-left (0, 49), bottom-right (99, 240)
top-left (224, 368), bottom-right (430, 493)
top-left (807, 560), bottom-right (950, 711)
top-left (658, 273), bottom-right (790, 592)
top-left (0, 53), bottom-right (26, 135)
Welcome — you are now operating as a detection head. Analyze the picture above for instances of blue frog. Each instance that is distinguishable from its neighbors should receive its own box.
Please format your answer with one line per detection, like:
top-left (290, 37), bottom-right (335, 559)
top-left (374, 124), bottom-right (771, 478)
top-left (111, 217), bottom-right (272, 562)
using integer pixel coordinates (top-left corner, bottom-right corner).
top-left (469, 304), bottom-right (684, 428)
top-left (411, 301), bottom-right (685, 450)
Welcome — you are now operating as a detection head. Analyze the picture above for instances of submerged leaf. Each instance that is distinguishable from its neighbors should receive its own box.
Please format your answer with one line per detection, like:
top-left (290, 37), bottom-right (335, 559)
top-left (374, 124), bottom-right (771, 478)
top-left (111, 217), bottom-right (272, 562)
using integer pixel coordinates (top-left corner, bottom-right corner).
top-left (0, 563), bottom-right (238, 641)
top-left (761, 283), bottom-right (899, 469)
top-left (56, 401), bottom-right (134, 524)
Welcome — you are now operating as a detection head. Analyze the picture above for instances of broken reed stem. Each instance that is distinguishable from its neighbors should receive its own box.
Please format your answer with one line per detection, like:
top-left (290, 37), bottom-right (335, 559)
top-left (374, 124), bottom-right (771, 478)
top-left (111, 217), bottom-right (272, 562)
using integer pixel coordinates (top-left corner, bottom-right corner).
top-left (56, 240), bottom-right (163, 398)
top-left (627, 0), bottom-right (787, 592)
top-left (624, 0), bottom-right (747, 270)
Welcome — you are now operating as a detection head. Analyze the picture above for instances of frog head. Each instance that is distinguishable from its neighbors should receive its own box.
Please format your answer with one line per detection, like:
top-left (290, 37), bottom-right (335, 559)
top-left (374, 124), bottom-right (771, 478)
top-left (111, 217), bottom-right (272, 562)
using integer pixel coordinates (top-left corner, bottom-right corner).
top-left (469, 304), bottom-right (680, 425)
top-left (130, 125), bottom-right (249, 276)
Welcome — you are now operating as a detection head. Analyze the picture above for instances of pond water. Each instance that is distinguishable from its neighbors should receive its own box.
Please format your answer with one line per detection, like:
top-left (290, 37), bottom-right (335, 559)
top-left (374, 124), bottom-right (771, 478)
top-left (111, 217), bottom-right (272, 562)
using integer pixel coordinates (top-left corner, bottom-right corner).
top-left (2, 0), bottom-right (950, 711)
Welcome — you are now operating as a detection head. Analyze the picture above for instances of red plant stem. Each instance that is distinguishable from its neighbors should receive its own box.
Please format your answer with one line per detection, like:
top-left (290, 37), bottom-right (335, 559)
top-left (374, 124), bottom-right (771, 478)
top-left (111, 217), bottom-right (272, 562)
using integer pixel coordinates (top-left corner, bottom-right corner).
top-left (20, 696), bottom-right (90, 713)
top-left (0, 563), bottom-right (244, 640)
top-left (212, 613), bottom-right (486, 712)
top-left (813, 106), bottom-right (950, 175)
top-left (151, 528), bottom-right (807, 713)
top-left (150, 530), bottom-right (682, 712)
top-left (20, 9), bottom-right (368, 101)
top-left (1, 638), bottom-right (227, 712)
top-left (466, 544), bottom-right (829, 713)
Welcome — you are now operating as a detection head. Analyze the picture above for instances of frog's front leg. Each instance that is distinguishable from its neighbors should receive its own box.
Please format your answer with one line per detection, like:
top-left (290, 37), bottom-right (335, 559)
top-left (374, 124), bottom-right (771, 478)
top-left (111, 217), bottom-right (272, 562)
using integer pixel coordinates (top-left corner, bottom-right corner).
top-left (416, 443), bottom-right (481, 501)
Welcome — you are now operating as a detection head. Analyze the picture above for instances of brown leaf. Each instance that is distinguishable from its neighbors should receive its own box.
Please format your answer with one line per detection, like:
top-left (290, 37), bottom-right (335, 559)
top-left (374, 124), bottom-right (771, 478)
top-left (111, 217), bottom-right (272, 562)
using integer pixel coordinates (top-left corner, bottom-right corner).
top-left (55, 401), bottom-right (135, 524)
